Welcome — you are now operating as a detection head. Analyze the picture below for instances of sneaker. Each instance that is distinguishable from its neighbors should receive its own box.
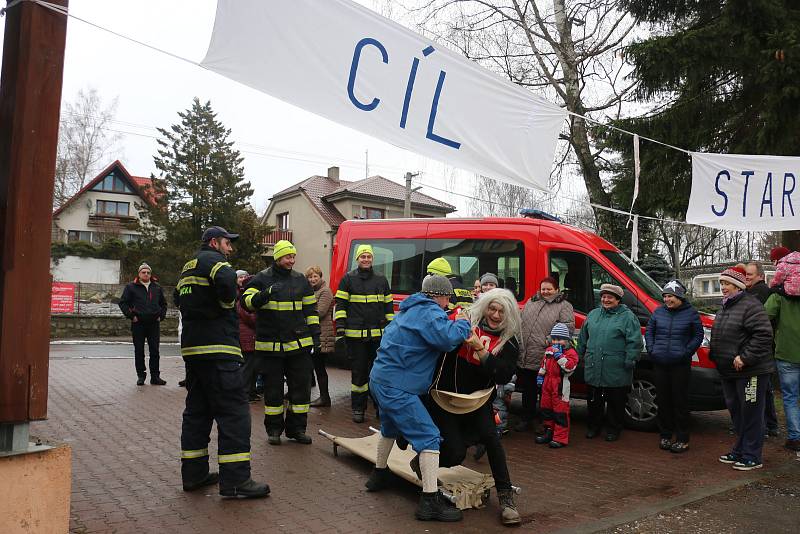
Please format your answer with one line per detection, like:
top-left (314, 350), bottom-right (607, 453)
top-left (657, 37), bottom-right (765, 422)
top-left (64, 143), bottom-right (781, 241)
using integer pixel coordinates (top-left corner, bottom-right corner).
top-left (498, 489), bottom-right (521, 526)
top-left (548, 440), bottom-right (566, 448)
top-left (267, 434), bottom-right (282, 446)
top-left (286, 432), bottom-right (312, 445)
top-left (183, 471), bottom-right (219, 492)
top-left (219, 478), bottom-right (270, 498)
top-left (535, 429), bottom-right (554, 445)
top-left (604, 433), bottom-right (620, 442)
top-left (365, 467), bottom-right (392, 492)
top-left (784, 439), bottom-right (800, 451)
top-left (659, 438), bottom-right (673, 451)
top-left (732, 459), bottom-right (763, 471)
top-left (415, 491), bottom-right (463, 522)
top-left (670, 442), bottom-right (689, 454)
top-left (718, 453), bottom-right (740, 464)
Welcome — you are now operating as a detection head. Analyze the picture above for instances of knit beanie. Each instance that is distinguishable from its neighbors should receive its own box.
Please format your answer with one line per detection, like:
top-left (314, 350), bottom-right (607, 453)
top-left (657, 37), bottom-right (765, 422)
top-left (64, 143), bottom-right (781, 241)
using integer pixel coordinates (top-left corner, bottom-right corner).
top-left (661, 279), bottom-right (687, 301)
top-left (138, 263), bottom-right (151, 273)
top-left (427, 257), bottom-right (452, 276)
top-left (355, 244), bottom-right (374, 258)
top-left (549, 323), bottom-right (571, 340)
top-left (719, 266), bottom-right (747, 290)
top-left (422, 274), bottom-right (453, 296)
top-left (273, 240), bottom-right (297, 260)
top-left (480, 273), bottom-right (499, 287)
top-left (770, 246), bottom-right (791, 262)
top-left (235, 270), bottom-right (249, 277)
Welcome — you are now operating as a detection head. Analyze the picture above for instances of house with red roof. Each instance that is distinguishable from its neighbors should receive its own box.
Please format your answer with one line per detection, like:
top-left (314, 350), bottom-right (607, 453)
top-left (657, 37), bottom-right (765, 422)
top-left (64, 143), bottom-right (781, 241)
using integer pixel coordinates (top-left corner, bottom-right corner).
top-left (261, 166), bottom-right (456, 272)
top-left (51, 160), bottom-right (159, 245)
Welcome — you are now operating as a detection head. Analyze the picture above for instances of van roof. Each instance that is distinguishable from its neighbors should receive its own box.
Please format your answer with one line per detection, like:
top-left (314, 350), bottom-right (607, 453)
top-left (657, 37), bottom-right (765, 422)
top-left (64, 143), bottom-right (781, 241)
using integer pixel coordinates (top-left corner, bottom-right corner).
top-left (343, 216), bottom-right (618, 252)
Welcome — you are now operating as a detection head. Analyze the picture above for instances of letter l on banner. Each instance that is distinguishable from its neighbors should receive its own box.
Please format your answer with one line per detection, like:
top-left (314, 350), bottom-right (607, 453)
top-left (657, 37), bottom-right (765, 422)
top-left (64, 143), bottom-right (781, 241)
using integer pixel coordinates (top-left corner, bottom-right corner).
top-left (201, 0), bottom-right (566, 191)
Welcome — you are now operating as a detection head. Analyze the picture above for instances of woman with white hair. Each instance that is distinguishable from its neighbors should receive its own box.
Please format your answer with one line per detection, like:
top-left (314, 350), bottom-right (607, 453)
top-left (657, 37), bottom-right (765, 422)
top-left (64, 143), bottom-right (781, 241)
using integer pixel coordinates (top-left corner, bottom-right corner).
top-left (425, 288), bottom-right (522, 526)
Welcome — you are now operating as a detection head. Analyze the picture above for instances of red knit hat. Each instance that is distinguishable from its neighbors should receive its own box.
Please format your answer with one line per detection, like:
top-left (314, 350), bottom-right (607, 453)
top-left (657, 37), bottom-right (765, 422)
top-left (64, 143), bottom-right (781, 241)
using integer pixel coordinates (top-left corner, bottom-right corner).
top-left (770, 246), bottom-right (791, 262)
top-left (719, 266), bottom-right (747, 290)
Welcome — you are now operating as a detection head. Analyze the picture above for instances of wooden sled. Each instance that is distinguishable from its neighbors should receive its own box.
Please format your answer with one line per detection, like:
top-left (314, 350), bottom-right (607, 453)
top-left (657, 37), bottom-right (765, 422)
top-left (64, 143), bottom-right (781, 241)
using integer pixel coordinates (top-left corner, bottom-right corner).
top-left (319, 427), bottom-right (519, 510)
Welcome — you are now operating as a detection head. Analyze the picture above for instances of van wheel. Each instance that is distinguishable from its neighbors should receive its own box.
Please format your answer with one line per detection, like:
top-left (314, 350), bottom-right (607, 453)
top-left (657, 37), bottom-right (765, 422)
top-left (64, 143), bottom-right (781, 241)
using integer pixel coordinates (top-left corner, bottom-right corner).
top-left (625, 370), bottom-right (659, 431)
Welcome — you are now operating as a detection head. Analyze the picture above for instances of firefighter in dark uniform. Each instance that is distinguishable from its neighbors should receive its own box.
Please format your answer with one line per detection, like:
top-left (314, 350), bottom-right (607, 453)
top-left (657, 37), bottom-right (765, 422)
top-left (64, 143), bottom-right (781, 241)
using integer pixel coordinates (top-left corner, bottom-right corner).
top-left (242, 239), bottom-right (320, 446)
top-left (426, 257), bottom-right (474, 310)
top-left (177, 226), bottom-right (269, 498)
top-left (335, 244), bottom-right (394, 423)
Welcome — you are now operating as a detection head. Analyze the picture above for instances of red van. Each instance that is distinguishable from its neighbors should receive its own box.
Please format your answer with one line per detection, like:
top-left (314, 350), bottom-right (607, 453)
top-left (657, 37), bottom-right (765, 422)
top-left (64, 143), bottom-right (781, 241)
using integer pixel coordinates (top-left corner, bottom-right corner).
top-left (330, 215), bottom-right (724, 430)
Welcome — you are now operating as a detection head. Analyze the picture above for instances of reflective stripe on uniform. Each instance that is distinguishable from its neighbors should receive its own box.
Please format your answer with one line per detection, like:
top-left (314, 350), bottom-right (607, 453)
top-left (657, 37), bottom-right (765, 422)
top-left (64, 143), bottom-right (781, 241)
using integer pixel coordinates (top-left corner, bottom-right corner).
top-left (290, 404), bottom-right (310, 414)
top-left (210, 261), bottom-right (231, 280)
top-left (260, 300), bottom-right (304, 311)
top-left (219, 300), bottom-right (235, 309)
top-left (351, 383), bottom-right (369, 393)
top-left (344, 328), bottom-right (383, 338)
top-left (181, 344), bottom-right (242, 357)
top-left (302, 295), bottom-right (317, 305)
top-left (334, 309), bottom-right (347, 319)
top-left (177, 276), bottom-right (210, 289)
top-left (255, 337), bottom-right (314, 352)
top-left (349, 294), bottom-right (386, 303)
top-left (243, 287), bottom-right (259, 309)
top-left (306, 315), bottom-right (320, 325)
top-left (383, 294), bottom-right (393, 303)
top-left (218, 452), bottom-right (251, 464)
top-left (385, 313), bottom-right (395, 321)
top-left (181, 448), bottom-right (209, 459)
top-left (265, 405), bottom-right (285, 415)
top-left (335, 290), bottom-right (350, 300)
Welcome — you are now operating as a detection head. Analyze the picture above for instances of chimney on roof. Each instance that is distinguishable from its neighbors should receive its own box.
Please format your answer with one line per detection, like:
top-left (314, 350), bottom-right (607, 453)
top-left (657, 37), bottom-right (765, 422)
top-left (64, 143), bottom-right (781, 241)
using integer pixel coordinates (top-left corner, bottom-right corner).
top-left (328, 166), bottom-right (340, 183)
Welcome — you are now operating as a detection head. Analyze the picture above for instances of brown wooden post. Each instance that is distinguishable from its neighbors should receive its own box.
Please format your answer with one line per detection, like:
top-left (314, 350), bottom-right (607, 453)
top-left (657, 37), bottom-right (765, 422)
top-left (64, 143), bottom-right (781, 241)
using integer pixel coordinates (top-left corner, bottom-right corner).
top-left (0, 0), bottom-right (69, 425)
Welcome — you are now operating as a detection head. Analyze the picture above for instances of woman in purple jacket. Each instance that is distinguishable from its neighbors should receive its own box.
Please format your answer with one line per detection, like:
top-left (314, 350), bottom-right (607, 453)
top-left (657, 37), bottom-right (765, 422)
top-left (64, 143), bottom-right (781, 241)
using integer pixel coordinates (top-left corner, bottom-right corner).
top-left (644, 280), bottom-right (703, 453)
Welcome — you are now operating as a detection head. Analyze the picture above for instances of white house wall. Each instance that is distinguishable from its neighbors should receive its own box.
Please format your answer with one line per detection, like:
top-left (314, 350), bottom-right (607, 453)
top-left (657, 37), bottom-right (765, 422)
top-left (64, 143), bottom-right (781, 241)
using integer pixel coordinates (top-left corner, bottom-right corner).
top-left (54, 190), bottom-right (147, 239)
top-left (51, 256), bottom-right (121, 284)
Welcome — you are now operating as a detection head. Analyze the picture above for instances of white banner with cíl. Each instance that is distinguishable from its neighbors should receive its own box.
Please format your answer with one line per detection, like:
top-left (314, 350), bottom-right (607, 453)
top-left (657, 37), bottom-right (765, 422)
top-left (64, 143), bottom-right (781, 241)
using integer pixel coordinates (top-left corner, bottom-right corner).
top-left (687, 152), bottom-right (800, 231)
top-left (201, 0), bottom-right (566, 191)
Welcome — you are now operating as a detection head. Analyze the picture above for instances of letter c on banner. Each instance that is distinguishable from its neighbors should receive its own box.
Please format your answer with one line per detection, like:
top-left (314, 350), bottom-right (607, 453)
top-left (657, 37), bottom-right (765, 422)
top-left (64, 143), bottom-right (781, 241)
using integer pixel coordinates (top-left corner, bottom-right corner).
top-left (347, 38), bottom-right (389, 111)
top-left (712, 170), bottom-right (730, 217)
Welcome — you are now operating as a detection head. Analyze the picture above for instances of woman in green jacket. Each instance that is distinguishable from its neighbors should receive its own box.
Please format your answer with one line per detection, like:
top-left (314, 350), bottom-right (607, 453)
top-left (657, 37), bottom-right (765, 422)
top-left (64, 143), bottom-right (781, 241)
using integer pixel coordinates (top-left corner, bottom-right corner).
top-left (577, 284), bottom-right (642, 441)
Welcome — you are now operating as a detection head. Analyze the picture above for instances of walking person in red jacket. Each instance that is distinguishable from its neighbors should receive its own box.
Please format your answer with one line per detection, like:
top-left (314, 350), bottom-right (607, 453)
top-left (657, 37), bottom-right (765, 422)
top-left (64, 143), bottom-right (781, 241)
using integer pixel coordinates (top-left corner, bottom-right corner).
top-left (535, 323), bottom-right (579, 447)
top-left (237, 271), bottom-right (260, 402)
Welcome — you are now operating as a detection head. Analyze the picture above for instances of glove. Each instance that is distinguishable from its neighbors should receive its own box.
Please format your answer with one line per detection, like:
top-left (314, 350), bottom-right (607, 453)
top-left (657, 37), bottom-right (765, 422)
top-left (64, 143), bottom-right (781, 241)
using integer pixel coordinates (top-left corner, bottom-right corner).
top-left (557, 357), bottom-right (569, 369)
top-left (536, 374), bottom-right (545, 387)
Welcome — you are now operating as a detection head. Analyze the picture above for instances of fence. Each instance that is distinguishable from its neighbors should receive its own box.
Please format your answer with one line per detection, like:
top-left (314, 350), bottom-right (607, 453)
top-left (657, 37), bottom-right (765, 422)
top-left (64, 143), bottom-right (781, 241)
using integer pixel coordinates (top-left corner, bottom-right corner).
top-left (50, 281), bottom-right (179, 317)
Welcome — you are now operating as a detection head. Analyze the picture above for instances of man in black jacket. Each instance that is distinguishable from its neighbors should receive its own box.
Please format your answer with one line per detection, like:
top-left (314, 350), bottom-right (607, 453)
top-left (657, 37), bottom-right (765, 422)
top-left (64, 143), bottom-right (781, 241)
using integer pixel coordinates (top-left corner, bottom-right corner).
top-left (119, 263), bottom-right (168, 385)
top-left (177, 226), bottom-right (269, 498)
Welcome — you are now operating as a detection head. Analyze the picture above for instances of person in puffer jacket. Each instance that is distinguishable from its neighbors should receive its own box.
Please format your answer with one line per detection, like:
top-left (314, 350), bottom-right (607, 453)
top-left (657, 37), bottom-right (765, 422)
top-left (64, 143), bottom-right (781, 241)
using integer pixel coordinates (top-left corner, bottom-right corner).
top-left (710, 266), bottom-right (775, 471)
top-left (644, 280), bottom-right (704, 453)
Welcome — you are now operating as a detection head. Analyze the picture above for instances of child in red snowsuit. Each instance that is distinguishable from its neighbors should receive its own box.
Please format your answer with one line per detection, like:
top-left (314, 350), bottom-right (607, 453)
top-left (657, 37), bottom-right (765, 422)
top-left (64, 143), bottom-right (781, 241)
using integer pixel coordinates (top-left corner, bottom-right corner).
top-left (535, 323), bottom-right (579, 447)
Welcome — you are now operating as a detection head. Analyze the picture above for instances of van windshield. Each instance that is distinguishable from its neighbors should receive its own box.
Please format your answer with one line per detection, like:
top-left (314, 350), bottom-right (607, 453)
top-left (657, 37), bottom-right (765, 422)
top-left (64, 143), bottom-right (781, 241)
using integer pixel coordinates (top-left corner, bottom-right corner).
top-left (601, 250), bottom-right (664, 301)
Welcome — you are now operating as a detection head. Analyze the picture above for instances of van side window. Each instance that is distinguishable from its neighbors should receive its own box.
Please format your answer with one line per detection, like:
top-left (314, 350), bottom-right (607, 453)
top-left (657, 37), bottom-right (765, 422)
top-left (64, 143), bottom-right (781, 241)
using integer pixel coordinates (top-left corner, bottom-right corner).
top-left (425, 239), bottom-right (524, 301)
top-left (349, 240), bottom-right (425, 294)
top-left (549, 251), bottom-right (591, 313)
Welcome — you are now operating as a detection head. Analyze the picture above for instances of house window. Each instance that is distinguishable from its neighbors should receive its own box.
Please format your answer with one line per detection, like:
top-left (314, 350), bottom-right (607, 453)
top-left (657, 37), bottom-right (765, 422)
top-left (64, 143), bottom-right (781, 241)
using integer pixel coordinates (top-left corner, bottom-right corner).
top-left (96, 200), bottom-right (130, 216)
top-left (276, 212), bottom-right (290, 230)
top-left (121, 233), bottom-right (140, 243)
top-left (361, 206), bottom-right (385, 219)
top-left (91, 172), bottom-right (134, 193)
top-left (67, 230), bottom-right (93, 243)
top-left (702, 280), bottom-right (710, 295)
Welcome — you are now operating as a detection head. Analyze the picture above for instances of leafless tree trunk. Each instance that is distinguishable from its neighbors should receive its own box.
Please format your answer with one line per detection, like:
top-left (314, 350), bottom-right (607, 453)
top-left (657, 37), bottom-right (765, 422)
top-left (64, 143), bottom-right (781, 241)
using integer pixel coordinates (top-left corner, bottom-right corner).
top-left (407, 0), bottom-right (636, 235)
top-left (54, 87), bottom-right (120, 208)
top-left (469, 174), bottom-right (534, 216)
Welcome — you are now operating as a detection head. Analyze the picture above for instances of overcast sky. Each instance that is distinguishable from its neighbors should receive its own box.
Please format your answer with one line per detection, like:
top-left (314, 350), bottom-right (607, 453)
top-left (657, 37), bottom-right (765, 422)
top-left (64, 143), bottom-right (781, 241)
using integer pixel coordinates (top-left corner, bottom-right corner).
top-left (1, 0), bottom-right (504, 213)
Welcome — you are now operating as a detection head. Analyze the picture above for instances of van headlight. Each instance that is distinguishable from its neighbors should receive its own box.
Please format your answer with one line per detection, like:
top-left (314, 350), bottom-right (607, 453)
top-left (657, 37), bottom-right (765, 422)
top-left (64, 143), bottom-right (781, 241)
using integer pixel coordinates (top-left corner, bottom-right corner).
top-left (701, 327), bottom-right (712, 348)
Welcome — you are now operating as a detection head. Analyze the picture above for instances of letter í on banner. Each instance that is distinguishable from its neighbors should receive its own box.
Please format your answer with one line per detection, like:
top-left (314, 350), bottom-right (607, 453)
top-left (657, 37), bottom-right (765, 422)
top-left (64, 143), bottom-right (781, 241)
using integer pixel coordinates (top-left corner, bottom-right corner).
top-left (686, 152), bottom-right (800, 231)
top-left (201, 0), bottom-right (566, 191)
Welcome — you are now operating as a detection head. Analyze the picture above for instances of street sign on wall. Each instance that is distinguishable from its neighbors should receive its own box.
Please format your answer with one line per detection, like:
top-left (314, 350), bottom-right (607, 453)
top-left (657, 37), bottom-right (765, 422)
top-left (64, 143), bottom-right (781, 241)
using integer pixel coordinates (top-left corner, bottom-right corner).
top-left (50, 282), bottom-right (75, 313)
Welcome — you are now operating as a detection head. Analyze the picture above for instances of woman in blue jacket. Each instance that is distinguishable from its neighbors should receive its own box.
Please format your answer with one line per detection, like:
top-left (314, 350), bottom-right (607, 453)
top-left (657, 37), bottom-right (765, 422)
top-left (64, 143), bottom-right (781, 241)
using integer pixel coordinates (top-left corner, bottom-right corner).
top-left (644, 280), bottom-right (704, 453)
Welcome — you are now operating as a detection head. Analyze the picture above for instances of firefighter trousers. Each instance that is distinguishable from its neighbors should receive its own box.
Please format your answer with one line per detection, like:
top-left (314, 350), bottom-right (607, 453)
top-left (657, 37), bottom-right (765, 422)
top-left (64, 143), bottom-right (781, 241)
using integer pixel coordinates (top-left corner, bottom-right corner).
top-left (261, 349), bottom-right (312, 437)
top-left (347, 338), bottom-right (380, 412)
top-left (181, 360), bottom-right (252, 490)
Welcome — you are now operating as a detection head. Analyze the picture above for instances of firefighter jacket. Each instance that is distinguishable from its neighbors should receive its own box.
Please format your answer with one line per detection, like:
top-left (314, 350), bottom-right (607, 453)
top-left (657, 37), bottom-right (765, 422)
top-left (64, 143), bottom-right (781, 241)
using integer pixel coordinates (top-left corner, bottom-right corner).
top-left (176, 245), bottom-right (242, 362)
top-left (335, 267), bottom-right (393, 339)
top-left (448, 275), bottom-right (474, 310)
top-left (242, 265), bottom-right (320, 355)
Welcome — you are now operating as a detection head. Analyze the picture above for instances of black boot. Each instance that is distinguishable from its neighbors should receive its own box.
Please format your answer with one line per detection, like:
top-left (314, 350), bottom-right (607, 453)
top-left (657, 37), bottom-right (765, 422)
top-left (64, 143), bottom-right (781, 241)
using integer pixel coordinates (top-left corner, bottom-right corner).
top-left (183, 471), bottom-right (219, 492)
top-left (310, 395), bottom-right (331, 407)
top-left (178, 379), bottom-right (187, 387)
top-left (535, 428), bottom-right (553, 444)
top-left (415, 491), bottom-right (463, 522)
top-left (219, 478), bottom-right (270, 498)
top-left (365, 467), bottom-right (392, 492)
top-left (150, 374), bottom-right (166, 385)
top-left (352, 410), bottom-right (365, 423)
top-left (286, 432), bottom-right (312, 444)
top-left (136, 373), bottom-right (146, 386)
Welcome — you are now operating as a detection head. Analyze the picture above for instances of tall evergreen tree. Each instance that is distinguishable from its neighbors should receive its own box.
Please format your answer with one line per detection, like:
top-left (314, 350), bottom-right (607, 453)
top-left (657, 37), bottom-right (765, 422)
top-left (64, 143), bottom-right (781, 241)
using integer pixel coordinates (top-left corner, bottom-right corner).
top-left (137, 98), bottom-right (266, 283)
top-left (602, 0), bottom-right (800, 244)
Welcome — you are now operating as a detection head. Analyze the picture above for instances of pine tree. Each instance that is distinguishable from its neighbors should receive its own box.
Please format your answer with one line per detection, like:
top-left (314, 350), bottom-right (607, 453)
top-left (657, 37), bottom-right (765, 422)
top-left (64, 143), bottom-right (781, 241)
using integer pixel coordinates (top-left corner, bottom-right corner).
top-left (136, 98), bottom-right (266, 283)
